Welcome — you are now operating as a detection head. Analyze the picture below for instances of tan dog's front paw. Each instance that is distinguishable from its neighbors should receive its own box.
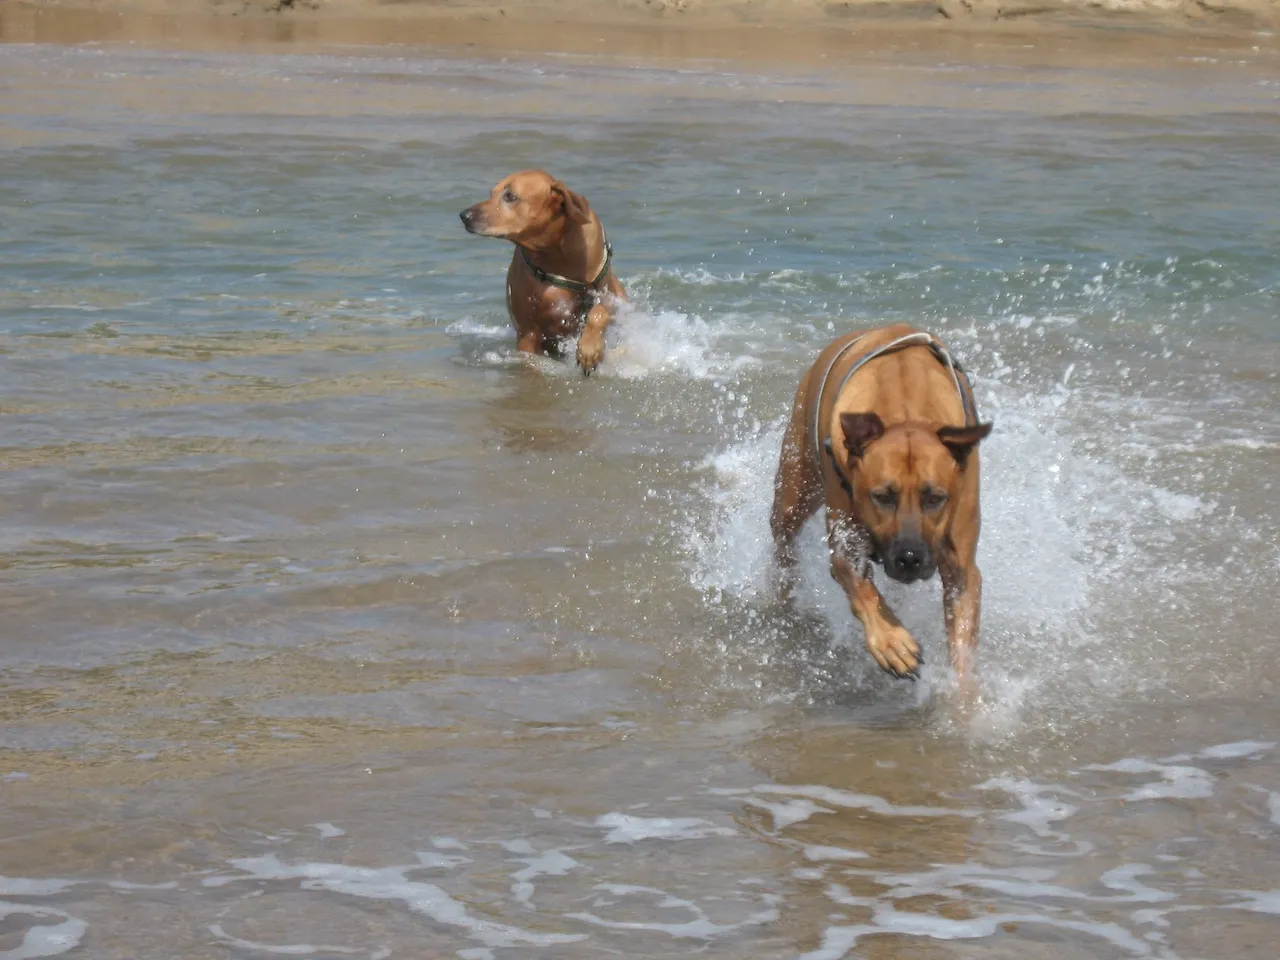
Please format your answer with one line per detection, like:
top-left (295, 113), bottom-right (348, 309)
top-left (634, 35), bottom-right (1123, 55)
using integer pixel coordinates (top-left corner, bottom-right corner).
top-left (865, 624), bottom-right (923, 680)
top-left (577, 328), bottom-right (605, 375)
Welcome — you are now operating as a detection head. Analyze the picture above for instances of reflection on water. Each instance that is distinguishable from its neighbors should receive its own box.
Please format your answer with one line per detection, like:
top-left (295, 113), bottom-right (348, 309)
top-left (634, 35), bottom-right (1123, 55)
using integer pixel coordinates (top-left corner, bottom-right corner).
top-left (1, 27), bottom-right (1279, 960)
top-left (4, 732), bottom-right (1280, 957)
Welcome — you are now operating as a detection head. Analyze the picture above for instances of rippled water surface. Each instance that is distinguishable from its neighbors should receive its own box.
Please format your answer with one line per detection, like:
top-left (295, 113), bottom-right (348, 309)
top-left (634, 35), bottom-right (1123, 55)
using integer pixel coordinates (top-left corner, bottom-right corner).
top-left (2, 27), bottom-right (1280, 959)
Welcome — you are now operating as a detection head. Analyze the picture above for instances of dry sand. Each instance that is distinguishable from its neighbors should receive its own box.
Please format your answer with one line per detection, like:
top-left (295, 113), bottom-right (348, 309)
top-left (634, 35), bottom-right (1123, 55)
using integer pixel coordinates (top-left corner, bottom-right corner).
top-left (2, 0), bottom-right (1277, 65)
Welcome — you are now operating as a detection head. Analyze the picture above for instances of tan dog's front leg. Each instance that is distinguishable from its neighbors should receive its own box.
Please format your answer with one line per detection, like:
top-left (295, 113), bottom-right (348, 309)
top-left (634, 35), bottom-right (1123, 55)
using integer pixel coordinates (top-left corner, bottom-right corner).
top-left (576, 301), bottom-right (613, 375)
top-left (941, 560), bottom-right (982, 679)
top-left (940, 485), bottom-right (983, 679)
top-left (830, 552), bottom-right (922, 680)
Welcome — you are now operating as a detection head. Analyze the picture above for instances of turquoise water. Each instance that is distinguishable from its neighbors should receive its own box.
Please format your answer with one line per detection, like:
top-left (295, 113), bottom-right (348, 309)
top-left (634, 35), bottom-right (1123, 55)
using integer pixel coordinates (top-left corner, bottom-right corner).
top-left (1, 36), bottom-right (1280, 959)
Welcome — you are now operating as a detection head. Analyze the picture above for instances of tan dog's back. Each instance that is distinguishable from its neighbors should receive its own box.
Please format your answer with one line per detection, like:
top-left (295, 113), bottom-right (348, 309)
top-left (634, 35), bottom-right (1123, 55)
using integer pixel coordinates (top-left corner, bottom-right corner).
top-left (803, 325), bottom-right (968, 443)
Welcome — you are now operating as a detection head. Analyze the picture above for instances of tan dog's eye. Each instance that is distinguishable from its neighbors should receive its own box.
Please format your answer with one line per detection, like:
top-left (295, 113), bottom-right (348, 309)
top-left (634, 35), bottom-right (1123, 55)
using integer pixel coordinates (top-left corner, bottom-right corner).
top-left (502, 188), bottom-right (518, 204)
top-left (870, 488), bottom-right (898, 511)
top-left (921, 487), bottom-right (949, 512)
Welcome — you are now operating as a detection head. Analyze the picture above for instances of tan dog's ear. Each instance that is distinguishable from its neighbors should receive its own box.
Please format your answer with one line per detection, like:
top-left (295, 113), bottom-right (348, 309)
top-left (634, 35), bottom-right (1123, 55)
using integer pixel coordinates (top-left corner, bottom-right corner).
top-left (551, 181), bottom-right (593, 225)
top-left (937, 422), bottom-right (993, 466)
top-left (840, 412), bottom-right (885, 459)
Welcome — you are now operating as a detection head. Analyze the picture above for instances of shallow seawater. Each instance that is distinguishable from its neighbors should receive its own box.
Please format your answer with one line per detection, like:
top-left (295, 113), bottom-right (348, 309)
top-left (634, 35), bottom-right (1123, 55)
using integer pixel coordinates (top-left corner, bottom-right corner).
top-left (1, 27), bottom-right (1280, 959)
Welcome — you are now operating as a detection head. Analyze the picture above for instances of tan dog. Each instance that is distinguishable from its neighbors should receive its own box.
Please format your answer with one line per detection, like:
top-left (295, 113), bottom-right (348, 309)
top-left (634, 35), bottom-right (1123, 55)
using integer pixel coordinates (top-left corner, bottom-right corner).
top-left (459, 170), bottom-right (625, 374)
top-left (770, 324), bottom-right (993, 680)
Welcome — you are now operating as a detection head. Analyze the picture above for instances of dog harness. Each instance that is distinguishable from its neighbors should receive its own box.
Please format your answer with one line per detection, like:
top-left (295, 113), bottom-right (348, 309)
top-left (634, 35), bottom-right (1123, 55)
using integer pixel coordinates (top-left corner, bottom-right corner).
top-left (519, 232), bottom-right (614, 295)
top-left (813, 330), bottom-right (978, 497)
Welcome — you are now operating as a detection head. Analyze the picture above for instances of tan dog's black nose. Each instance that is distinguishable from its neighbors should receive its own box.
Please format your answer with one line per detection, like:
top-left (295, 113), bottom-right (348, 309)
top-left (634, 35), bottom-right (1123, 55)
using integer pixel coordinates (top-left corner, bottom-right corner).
top-left (459, 208), bottom-right (477, 231)
top-left (896, 547), bottom-right (924, 574)
top-left (886, 540), bottom-right (934, 584)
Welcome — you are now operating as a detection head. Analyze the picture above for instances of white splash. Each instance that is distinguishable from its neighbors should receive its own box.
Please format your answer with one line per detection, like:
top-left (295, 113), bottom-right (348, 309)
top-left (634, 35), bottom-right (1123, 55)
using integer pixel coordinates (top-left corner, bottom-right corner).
top-left (431, 836), bottom-right (468, 850)
top-left (1230, 889), bottom-right (1280, 915)
top-left (1082, 758), bottom-right (1216, 802)
top-left (1194, 740), bottom-right (1276, 761)
top-left (743, 796), bottom-right (835, 831)
top-left (0, 902), bottom-right (86, 959)
top-left (207, 924), bottom-right (370, 957)
top-left (1099, 864), bottom-right (1177, 902)
top-left (566, 882), bottom-right (778, 939)
top-left (684, 421), bottom-right (787, 605)
top-left (202, 854), bottom-right (584, 950)
top-left (604, 303), bottom-right (759, 382)
top-left (978, 777), bottom-right (1090, 852)
top-left (446, 316), bottom-right (508, 341)
top-left (802, 907), bottom-right (1153, 960)
top-left (507, 845), bottom-right (580, 909)
top-left (714, 783), bottom-right (978, 819)
top-left (0, 878), bottom-right (76, 897)
top-left (595, 812), bottom-right (737, 844)
top-left (636, 266), bottom-right (748, 288)
top-left (448, 298), bottom-right (760, 382)
top-left (803, 845), bottom-right (870, 862)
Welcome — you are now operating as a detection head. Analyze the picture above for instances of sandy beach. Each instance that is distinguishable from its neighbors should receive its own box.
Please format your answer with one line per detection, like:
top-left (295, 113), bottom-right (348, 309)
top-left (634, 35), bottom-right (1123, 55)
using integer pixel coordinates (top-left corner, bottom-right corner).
top-left (3, 0), bottom-right (1278, 64)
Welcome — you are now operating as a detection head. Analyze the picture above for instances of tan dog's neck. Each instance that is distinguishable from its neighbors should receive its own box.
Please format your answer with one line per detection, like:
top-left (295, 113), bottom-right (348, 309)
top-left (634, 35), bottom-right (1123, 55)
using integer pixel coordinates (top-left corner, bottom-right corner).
top-left (519, 219), bottom-right (606, 284)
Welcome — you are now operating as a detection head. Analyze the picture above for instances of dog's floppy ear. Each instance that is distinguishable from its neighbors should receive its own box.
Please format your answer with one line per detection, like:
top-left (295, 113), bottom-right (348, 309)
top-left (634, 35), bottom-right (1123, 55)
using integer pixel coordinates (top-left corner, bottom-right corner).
top-left (840, 412), bottom-right (885, 459)
top-left (937, 422), bottom-right (993, 466)
top-left (551, 181), bottom-right (593, 225)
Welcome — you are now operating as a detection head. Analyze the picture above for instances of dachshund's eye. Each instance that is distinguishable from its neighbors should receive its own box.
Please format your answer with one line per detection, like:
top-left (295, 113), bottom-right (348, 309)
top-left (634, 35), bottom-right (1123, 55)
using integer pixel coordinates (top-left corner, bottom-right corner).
top-left (501, 189), bottom-right (518, 204)
top-left (870, 488), bottom-right (898, 511)
top-left (921, 487), bottom-right (949, 512)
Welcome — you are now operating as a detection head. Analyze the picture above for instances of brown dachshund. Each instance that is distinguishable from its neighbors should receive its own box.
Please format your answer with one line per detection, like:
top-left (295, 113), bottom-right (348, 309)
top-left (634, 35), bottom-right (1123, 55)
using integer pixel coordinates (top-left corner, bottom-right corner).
top-left (459, 170), bottom-right (625, 374)
top-left (770, 324), bottom-right (993, 681)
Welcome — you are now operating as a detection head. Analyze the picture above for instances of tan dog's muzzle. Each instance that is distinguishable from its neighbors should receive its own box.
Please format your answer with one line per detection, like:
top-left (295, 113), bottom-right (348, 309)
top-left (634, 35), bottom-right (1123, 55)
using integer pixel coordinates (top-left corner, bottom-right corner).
top-left (883, 534), bottom-right (935, 584)
top-left (459, 206), bottom-right (487, 236)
